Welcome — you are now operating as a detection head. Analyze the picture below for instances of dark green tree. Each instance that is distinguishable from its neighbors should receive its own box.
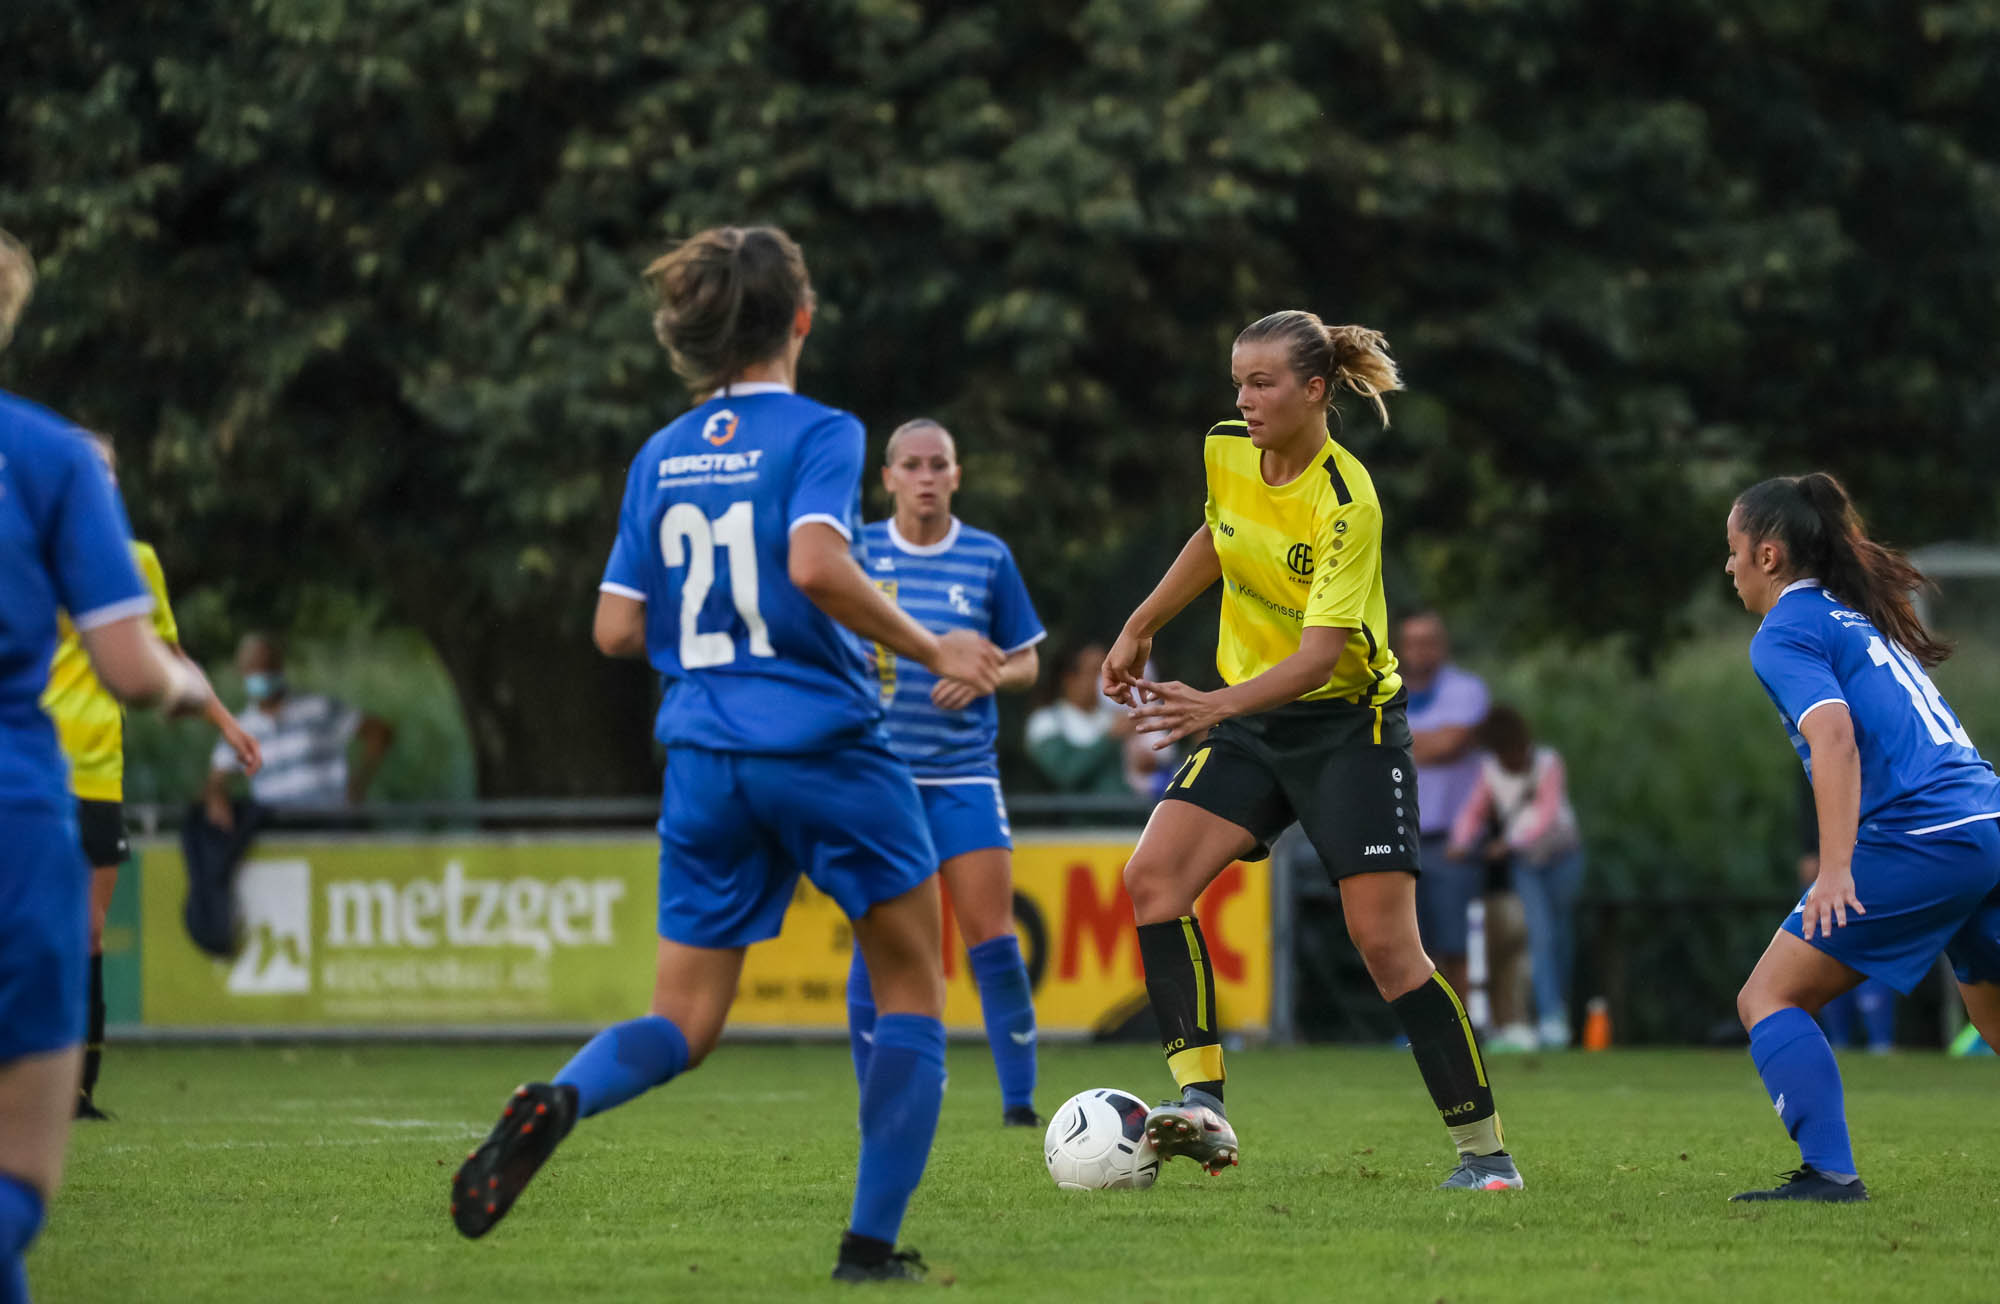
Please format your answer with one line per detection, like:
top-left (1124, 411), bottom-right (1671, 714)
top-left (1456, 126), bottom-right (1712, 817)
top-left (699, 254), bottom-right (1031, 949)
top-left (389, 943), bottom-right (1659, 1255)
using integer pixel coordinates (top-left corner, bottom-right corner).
top-left (5, 0), bottom-right (1995, 794)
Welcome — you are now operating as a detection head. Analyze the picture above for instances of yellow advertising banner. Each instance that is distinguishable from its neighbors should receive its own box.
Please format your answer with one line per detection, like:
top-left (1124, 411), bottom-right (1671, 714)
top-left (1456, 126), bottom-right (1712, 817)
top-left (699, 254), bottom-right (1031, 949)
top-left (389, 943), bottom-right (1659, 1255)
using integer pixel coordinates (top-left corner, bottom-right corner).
top-left (734, 837), bottom-right (1271, 1036)
top-left (137, 834), bottom-right (1270, 1035)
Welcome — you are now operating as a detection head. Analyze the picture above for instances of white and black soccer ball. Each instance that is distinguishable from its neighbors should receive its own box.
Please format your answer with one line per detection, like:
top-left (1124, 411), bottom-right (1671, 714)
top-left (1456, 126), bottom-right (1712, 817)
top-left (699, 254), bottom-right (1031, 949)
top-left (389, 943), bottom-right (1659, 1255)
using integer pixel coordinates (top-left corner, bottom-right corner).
top-left (1043, 1088), bottom-right (1160, 1191)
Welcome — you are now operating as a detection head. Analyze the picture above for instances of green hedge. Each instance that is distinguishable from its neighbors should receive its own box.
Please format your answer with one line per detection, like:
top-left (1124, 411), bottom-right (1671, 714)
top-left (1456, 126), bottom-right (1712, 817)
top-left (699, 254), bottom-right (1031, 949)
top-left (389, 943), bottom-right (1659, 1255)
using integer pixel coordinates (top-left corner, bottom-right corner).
top-left (1480, 630), bottom-right (2000, 898)
top-left (122, 628), bottom-right (476, 807)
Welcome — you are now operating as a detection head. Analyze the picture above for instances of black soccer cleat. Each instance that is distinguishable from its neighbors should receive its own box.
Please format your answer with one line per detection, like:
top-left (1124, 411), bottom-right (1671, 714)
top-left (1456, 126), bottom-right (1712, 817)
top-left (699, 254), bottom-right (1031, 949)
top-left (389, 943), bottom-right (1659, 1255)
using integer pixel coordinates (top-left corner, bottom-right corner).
top-left (832, 1247), bottom-right (928, 1283)
top-left (1002, 1105), bottom-right (1042, 1128)
top-left (450, 1082), bottom-right (578, 1238)
top-left (1728, 1166), bottom-right (1869, 1203)
top-left (75, 1094), bottom-right (113, 1122)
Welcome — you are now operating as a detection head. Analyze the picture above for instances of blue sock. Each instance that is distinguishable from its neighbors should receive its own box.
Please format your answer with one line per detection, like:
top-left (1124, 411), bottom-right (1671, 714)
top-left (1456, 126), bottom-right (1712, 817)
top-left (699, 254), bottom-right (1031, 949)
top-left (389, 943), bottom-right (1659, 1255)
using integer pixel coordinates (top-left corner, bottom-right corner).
top-left (1855, 979), bottom-right (1896, 1051)
top-left (847, 949), bottom-right (878, 1089)
top-left (968, 935), bottom-right (1037, 1111)
top-left (1817, 988), bottom-right (1857, 1047)
top-left (0, 1173), bottom-right (46, 1304)
top-left (553, 1014), bottom-right (690, 1118)
top-left (849, 1012), bottom-right (946, 1245)
top-left (1749, 1007), bottom-right (1857, 1177)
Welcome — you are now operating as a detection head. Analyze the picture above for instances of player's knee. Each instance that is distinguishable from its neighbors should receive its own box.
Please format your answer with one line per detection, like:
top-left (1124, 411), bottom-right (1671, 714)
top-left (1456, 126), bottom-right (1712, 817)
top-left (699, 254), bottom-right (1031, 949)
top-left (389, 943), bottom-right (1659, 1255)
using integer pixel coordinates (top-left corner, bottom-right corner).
top-left (955, 912), bottom-right (1012, 950)
top-left (1348, 923), bottom-right (1428, 999)
top-left (1122, 855), bottom-right (1180, 925)
top-left (869, 963), bottom-right (946, 1019)
top-left (1735, 981), bottom-right (1769, 1031)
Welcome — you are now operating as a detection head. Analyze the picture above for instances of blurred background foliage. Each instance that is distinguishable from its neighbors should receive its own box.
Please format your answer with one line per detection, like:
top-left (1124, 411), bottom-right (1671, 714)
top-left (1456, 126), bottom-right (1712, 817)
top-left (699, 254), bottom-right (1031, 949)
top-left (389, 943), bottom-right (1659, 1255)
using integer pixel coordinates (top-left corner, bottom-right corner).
top-left (5, 0), bottom-right (1998, 895)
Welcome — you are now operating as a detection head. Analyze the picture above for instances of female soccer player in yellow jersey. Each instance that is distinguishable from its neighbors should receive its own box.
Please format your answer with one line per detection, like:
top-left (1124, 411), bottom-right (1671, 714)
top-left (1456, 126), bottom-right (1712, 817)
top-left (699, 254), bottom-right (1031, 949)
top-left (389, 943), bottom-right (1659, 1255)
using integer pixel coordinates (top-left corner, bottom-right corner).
top-left (1101, 310), bottom-right (1522, 1190)
top-left (40, 433), bottom-right (262, 1117)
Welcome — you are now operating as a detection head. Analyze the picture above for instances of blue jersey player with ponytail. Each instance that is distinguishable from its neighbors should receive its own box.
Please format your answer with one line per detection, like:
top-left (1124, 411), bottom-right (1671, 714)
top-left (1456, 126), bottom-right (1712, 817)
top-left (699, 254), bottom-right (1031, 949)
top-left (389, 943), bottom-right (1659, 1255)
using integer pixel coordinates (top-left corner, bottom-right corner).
top-left (1725, 472), bottom-right (2000, 1203)
top-left (449, 227), bottom-right (1002, 1283)
top-left (847, 419), bottom-right (1047, 1127)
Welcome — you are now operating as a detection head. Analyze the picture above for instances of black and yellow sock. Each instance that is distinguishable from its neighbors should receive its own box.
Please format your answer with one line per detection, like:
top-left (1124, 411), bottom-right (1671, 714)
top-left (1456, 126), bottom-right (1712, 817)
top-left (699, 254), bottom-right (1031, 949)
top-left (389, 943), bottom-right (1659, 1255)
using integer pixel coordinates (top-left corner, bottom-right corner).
top-left (1135, 916), bottom-right (1224, 1103)
top-left (1390, 971), bottom-right (1503, 1156)
top-left (82, 950), bottom-right (105, 1102)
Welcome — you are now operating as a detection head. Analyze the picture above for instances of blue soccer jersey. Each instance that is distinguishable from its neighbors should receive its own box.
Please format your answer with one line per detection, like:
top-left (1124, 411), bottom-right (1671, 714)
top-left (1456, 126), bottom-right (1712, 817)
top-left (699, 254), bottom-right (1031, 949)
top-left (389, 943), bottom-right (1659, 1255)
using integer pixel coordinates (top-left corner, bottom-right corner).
top-left (601, 384), bottom-right (883, 754)
top-left (859, 517), bottom-right (1045, 781)
top-left (1751, 580), bottom-right (2000, 834)
top-left (0, 391), bottom-right (150, 812)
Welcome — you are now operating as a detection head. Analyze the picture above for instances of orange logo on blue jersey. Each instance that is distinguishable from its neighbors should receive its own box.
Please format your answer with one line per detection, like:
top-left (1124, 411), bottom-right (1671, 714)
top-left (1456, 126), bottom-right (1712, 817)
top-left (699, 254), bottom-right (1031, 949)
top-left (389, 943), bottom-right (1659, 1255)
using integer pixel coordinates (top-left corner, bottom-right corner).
top-left (701, 409), bottom-right (740, 446)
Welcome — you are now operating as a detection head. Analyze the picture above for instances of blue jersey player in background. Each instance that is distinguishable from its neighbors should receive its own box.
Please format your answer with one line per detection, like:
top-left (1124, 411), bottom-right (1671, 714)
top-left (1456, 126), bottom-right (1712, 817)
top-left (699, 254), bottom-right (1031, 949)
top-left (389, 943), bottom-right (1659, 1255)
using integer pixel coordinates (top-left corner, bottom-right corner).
top-left (846, 418), bottom-right (1047, 1127)
top-left (448, 226), bottom-right (1002, 1284)
top-left (1724, 472), bottom-right (2000, 1203)
top-left (0, 228), bottom-right (219, 1304)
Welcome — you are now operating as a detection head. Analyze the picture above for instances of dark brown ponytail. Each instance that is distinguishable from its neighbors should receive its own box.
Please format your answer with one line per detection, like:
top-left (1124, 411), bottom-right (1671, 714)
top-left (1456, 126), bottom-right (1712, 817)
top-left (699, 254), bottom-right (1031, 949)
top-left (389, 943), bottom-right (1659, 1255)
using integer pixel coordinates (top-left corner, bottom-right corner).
top-left (1734, 472), bottom-right (1949, 666)
top-left (644, 226), bottom-right (813, 395)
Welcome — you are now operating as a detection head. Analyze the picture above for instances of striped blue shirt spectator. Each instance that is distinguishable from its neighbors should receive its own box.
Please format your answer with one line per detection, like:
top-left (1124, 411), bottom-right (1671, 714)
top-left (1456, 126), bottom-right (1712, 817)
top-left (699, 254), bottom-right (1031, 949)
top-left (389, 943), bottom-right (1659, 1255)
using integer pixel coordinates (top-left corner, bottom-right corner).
top-left (209, 692), bottom-right (359, 807)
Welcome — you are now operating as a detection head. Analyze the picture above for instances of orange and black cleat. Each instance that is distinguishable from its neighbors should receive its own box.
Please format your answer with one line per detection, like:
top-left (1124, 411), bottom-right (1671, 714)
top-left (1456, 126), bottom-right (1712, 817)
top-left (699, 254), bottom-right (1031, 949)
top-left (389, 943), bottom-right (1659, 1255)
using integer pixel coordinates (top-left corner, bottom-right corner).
top-left (450, 1082), bottom-right (578, 1239)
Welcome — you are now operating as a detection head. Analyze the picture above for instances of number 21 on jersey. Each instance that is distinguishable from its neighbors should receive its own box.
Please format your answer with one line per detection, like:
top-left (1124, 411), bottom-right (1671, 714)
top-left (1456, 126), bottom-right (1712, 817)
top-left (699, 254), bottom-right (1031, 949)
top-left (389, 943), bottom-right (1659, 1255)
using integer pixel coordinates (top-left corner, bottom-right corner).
top-left (661, 500), bottom-right (772, 669)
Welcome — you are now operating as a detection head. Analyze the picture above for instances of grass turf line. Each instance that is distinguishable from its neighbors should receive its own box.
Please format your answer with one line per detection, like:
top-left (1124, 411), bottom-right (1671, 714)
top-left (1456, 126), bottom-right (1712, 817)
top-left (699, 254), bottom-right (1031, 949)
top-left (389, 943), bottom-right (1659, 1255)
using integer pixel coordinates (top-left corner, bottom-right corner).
top-left (36, 1043), bottom-right (2000, 1302)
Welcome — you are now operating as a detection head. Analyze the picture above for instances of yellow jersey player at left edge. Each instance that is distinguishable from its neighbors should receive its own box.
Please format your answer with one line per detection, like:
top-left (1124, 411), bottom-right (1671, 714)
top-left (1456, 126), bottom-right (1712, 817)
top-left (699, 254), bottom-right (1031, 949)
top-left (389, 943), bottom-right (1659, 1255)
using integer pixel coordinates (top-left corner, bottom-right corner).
top-left (39, 431), bottom-right (262, 1120)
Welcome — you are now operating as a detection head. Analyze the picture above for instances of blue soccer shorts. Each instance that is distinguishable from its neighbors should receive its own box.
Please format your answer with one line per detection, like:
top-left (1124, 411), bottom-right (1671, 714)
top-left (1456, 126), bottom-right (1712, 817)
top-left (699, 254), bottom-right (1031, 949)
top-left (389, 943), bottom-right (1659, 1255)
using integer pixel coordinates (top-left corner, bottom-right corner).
top-left (1783, 817), bottom-right (2000, 993)
top-left (0, 806), bottom-right (89, 1062)
top-left (917, 780), bottom-right (1013, 863)
top-left (657, 741), bottom-right (937, 949)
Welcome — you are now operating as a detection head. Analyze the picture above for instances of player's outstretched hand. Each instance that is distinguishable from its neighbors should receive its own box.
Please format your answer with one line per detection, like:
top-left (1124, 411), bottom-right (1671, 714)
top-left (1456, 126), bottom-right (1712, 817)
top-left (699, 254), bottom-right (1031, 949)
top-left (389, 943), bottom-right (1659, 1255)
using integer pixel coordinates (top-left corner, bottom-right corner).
top-left (1100, 631), bottom-right (1151, 707)
top-left (933, 629), bottom-right (1003, 695)
top-left (930, 677), bottom-right (983, 712)
top-left (222, 718), bottom-right (264, 778)
top-left (1800, 864), bottom-right (1865, 940)
top-left (1129, 678), bottom-right (1224, 749)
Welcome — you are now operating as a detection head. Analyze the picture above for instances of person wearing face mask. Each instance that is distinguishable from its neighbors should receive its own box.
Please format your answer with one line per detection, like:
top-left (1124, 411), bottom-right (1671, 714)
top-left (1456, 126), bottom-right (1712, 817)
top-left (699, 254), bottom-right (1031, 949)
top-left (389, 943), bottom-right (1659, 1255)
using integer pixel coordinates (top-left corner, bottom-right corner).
top-left (201, 633), bottom-right (395, 826)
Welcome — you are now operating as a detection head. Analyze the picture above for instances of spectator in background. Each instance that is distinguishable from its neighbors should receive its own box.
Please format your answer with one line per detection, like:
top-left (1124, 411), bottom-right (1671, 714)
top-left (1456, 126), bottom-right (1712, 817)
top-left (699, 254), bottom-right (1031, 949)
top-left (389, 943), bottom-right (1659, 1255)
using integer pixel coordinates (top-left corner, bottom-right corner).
top-left (1026, 642), bottom-right (1139, 796)
top-left (1800, 775), bottom-right (1896, 1054)
top-left (1400, 610), bottom-right (1489, 997)
top-left (1450, 705), bottom-right (1583, 1051)
top-left (202, 633), bottom-right (395, 825)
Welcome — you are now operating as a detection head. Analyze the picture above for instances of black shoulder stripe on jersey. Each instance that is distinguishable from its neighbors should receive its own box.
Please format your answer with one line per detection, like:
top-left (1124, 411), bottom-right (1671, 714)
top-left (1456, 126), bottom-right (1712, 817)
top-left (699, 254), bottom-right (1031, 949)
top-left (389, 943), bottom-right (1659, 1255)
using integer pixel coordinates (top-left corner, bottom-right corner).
top-left (1362, 620), bottom-right (1386, 704)
top-left (1322, 455), bottom-right (1352, 505)
top-left (1206, 420), bottom-right (1251, 439)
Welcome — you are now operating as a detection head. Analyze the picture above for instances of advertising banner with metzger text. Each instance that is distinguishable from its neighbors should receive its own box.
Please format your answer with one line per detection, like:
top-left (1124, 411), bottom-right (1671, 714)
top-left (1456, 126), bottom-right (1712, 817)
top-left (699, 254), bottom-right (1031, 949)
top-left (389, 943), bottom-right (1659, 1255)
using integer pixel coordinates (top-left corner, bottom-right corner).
top-left (136, 834), bottom-right (1270, 1034)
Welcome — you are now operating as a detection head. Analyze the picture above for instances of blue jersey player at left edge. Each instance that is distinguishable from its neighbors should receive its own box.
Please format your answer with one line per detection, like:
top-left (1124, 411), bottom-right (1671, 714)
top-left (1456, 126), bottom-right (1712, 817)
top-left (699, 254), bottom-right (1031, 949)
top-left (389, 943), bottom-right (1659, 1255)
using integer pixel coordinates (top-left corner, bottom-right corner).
top-left (448, 226), bottom-right (1004, 1285)
top-left (1724, 472), bottom-right (2000, 1204)
top-left (0, 229), bottom-right (221, 1304)
top-left (846, 418), bottom-right (1048, 1127)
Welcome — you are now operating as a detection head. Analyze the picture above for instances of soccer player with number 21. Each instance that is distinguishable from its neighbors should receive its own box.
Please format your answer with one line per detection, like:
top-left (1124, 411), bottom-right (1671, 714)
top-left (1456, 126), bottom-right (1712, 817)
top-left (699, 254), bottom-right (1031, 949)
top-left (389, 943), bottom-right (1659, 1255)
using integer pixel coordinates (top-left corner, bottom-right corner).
top-left (450, 226), bottom-right (1002, 1283)
top-left (1726, 473), bottom-right (2000, 1203)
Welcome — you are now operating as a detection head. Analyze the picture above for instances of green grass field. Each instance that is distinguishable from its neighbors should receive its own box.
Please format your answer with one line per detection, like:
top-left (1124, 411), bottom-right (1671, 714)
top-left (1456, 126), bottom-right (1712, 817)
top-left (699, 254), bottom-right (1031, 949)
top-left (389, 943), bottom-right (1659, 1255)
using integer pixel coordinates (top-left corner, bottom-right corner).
top-left (35, 1043), bottom-right (1999, 1302)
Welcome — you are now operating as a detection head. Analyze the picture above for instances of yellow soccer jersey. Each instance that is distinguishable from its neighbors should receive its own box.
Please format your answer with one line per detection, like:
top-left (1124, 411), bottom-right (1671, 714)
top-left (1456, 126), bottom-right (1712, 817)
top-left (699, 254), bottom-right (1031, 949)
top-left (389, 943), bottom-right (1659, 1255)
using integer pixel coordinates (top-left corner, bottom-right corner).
top-left (1201, 421), bottom-right (1402, 707)
top-left (41, 541), bottom-right (177, 802)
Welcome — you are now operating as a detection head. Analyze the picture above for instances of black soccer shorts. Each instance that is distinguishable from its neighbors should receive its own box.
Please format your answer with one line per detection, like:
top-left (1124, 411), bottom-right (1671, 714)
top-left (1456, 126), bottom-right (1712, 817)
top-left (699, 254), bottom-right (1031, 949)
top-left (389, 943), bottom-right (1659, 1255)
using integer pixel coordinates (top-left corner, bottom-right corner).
top-left (1160, 692), bottom-right (1421, 881)
top-left (76, 798), bottom-right (130, 870)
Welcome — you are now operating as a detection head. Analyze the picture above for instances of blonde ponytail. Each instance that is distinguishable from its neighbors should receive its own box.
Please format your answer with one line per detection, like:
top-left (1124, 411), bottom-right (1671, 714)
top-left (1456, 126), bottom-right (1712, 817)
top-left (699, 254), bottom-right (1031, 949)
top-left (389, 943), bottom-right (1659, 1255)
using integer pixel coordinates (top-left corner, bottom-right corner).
top-left (1324, 324), bottom-right (1402, 428)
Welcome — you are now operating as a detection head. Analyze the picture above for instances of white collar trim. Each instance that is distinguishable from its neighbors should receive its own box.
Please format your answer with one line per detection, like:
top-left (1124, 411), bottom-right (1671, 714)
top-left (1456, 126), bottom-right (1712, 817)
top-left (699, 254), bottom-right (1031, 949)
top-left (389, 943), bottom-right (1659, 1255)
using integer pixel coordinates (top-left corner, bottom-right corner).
top-left (887, 516), bottom-right (962, 556)
top-left (705, 381), bottom-right (793, 399)
top-left (1780, 579), bottom-right (1825, 597)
